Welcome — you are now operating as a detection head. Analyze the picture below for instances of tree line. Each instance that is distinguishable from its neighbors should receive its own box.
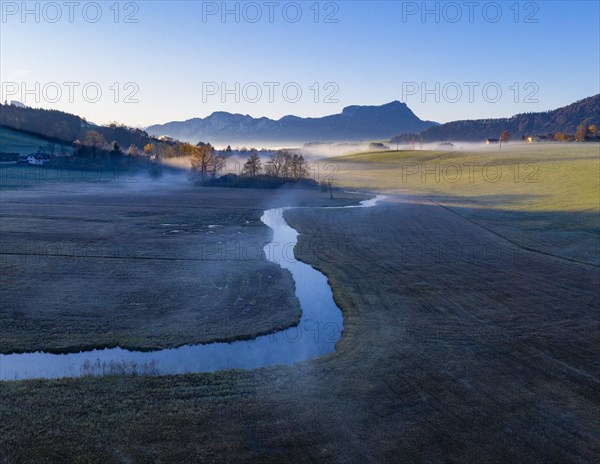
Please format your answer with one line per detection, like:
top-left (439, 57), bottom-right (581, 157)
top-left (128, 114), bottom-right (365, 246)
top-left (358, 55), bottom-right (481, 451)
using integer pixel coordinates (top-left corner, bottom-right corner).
top-left (0, 103), bottom-right (160, 153)
top-left (571, 123), bottom-right (597, 142)
top-left (189, 145), bottom-right (311, 182)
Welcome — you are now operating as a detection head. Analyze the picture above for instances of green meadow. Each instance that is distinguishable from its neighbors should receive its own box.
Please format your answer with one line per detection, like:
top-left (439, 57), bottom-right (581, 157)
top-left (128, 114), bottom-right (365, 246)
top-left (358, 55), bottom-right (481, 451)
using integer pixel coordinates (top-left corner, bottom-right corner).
top-left (329, 143), bottom-right (600, 264)
top-left (0, 125), bottom-right (74, 156)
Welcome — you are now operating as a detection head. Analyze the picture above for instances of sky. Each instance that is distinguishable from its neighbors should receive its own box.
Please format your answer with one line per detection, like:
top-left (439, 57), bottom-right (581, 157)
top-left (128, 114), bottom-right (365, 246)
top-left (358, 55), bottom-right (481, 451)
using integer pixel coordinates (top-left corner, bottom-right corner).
top-left (1, 1), bottom-right (599, 127)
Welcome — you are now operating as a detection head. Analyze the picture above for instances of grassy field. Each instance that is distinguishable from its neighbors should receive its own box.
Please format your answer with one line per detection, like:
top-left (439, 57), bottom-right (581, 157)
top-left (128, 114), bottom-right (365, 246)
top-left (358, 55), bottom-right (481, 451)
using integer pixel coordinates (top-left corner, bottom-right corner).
top-left (327, 143), bottom-right (600, 264)
top-left (0, 182), bottom-right (362, 353)
top-left (1, 149), bottom-right (598, 462)
top-left (1, 193), bottom-right (598, 462)
top-left (0, 164), bottom-right (126, 190)
top-left (0, 125), bottom-right (73, 156)
top-left (0, 156), bottom-right (164, 191)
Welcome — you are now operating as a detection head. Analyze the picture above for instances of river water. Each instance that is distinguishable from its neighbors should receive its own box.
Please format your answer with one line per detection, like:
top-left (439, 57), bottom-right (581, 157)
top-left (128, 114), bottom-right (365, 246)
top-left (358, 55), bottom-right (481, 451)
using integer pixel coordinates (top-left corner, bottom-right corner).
top-left (0, 195), bottom-right (386, 380)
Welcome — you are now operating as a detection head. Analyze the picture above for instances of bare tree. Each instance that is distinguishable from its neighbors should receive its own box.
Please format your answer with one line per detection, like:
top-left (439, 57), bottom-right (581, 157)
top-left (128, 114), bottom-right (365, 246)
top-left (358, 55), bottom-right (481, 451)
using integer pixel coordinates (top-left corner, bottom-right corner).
top-left (575, 124), bottom-right (587, 142)
top-left (290, 154), bottom-right (309, 180)
top-left (84, 130), bottom-right (108, 158)
top-left (191, 143), bottom-right (215, 181)
top-left (268, 150), bottom-right (292, 178)
top-left (210, 154), bottom-right (226, 178)
top-left (242, 151), bottom-right (262, 178)
top-left (264, 160), bottom-right (276, 176)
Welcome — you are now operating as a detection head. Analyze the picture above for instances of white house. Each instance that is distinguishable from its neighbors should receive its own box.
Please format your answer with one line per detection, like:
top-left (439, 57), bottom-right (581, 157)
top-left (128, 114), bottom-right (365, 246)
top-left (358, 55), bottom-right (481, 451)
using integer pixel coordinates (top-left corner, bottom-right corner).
top-left (26, 154), bottom-right (50, 165)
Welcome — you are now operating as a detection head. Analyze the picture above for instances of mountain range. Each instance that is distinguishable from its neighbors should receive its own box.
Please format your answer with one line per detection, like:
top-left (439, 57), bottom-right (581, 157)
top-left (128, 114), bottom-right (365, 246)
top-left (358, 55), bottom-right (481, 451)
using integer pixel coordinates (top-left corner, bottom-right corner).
top-left (2, 95), bottom-right (597, 151)
top-left (146, 101), bottom-right (439, 145)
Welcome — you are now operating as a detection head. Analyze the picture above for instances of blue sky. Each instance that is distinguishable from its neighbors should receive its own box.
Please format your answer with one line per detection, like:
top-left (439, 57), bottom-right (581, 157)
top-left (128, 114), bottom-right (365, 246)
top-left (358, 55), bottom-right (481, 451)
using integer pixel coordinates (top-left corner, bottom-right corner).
top-left (1, 1), bottom-right (599, 127)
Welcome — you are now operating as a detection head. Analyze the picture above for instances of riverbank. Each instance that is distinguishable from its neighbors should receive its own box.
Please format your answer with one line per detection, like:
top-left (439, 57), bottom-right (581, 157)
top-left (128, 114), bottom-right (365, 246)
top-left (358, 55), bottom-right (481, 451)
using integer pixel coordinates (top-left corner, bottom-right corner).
top-left (2, 192), bottom-right (598, 462)
top-left (0, 183), bottom-right (364, 354)
top-left (1, 197), bottom-right (386, 379)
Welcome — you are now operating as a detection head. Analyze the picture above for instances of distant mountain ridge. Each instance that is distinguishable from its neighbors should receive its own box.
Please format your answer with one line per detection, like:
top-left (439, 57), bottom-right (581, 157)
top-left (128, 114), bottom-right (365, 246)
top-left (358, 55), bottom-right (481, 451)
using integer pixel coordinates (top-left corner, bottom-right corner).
top-left (146, 101), bottom-right (439, 145)
top-left (2, 95), bottom-right (597, 151)
top-left (420, 95), bottom-right (600, 142)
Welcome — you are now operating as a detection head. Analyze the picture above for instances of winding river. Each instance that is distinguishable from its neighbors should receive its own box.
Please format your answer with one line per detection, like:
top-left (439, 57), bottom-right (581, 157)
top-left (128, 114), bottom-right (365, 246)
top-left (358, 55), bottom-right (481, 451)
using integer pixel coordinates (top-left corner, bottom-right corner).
top-left (0, 195), bottom-right (386, 380)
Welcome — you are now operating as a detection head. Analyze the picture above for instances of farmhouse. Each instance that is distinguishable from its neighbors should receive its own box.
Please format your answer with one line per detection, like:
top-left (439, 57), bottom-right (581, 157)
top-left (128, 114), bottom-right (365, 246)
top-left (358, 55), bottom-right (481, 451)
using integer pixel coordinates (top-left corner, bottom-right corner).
top-left (368, 142), bottom-right (390, 151)
top-left (26, 154), bottom-right (51, 165)
top-left (525, 135), bottom-right (549, 143)
top-left (523, 134), bottom-right (554, 143)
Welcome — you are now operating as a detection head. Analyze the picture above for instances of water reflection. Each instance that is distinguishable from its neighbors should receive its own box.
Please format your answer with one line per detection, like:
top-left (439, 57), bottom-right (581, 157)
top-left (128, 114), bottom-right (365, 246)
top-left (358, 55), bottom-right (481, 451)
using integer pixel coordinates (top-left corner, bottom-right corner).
top-left (0, 195), bottom-right (386, 380)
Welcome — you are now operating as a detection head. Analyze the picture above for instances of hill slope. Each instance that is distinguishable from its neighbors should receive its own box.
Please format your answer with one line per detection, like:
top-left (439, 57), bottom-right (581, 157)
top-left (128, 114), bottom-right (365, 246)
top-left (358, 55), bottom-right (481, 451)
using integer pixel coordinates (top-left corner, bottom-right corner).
top-left (0, 104), bottom-right (159, 151)
top-left (0, 126), bottom-right (74, 156)
top-left (420, 95), bottom-right (600, 142)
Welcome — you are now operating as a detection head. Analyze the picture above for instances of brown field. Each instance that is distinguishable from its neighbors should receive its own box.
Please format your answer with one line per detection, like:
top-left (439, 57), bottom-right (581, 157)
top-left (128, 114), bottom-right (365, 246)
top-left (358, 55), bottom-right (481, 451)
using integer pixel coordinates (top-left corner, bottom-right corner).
top-left (1, 175), bottom-right (598, 462)
top-left (0, 181), bottom-right (362, 353)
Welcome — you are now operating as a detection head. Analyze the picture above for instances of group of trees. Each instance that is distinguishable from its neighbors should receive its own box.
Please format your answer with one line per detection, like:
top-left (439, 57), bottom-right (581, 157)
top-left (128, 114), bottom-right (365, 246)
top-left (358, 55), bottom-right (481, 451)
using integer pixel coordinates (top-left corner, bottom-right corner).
top-left (0, 101), bottom-right (316, 184)
top-left (189, 146), bottom-right (311, 183)
top-left (242, 152), bottom-right (262, 178)
top-left (80, 130), bottom-right (109, 157)
top-left (574, 123), bottom-right (597, 142)
top-left (139, 141), bottom-right (181, 159)
top-left (245, 150), bottom-right (310, 180)
top-left (76, 130), bottom-right (205, 160)
top-left (553, 132), bottom-right (573, 142)
top-left (74, 130), bottom-right (130, 159)
top-left (190, 142), bottom-right (226, 180)
top-left (50, 124), bottom-right (317, 186)
top-left (548, 124), bottom-right (597, 142)
top-left (473, 124), bottom-right (597, 144)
